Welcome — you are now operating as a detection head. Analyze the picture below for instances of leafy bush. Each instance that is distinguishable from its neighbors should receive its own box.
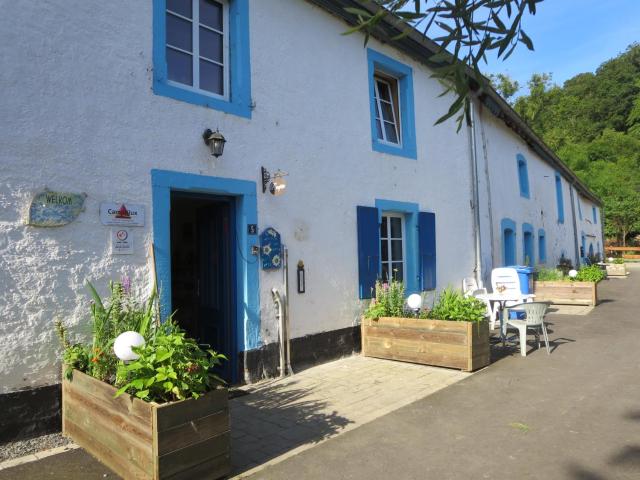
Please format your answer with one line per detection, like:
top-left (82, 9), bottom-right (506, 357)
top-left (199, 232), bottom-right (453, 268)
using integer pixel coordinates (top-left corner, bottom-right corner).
top-left (536, 267), bottom-right (564, 281)
top-left (56, 277), bottom-right (226, 403)
top-left (115, 322), bottom-right (226, 402)
top-left (364, 280), bottom-right (406, 318)
top-left (613, 258), bottom-right (625, 265)
top-left (574, 265), bottom-right (606, 283)
top-left (556, 255), bottom-right (574, 276)
top-left (426, 288), bottom-right (486, 323)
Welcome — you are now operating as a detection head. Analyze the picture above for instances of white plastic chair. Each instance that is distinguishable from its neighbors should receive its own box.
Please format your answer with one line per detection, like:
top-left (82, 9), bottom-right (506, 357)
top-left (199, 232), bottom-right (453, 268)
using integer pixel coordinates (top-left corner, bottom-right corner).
top-left (504, 302), bottom-right (551, 357)
top-left (469, 288), bottom-right (495, 325)
top-left (491, 268), bottom-right (531, 306)
top-left (462, 277), bottom-right (478, 296)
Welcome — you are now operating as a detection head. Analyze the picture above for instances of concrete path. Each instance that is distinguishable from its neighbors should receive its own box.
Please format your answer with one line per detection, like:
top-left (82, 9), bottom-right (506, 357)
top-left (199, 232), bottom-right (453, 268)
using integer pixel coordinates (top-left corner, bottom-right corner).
top-left (248, 267), bottom-right (640, 480)
top-left (2, 267), bottom-right (638, 479)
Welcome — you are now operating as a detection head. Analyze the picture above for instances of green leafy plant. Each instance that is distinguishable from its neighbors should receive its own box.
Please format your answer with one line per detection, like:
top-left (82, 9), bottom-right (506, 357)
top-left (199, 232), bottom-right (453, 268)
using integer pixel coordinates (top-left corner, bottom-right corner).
top-left (613, 258), bottom-right (625, 265)
top-left (574, 265), bottom-right (606, 283)
top-left (55, 320), bottom-right (90, 380)
top-left (556, 255), bottom-right (574, 276)
top-left (535, 267), bottom-right (564, 281)
top-left (364, 279), bottom-right (406, 318)
top-left (115, 322), bottom-right (226, 402)
top-left (427, 288), bottom-right (486, 323)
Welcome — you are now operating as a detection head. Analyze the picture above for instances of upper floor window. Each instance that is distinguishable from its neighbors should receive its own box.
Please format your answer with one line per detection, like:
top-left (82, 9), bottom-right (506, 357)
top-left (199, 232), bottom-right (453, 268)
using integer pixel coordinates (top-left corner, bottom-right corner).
top-left (373, 75), bottom-right (401, 145)
top-left (367, 49), bottom-right (417, 160)
top-left (166, 0), bottom-right (228, 98)
top-left (153, 0), bottom-right (252, 118)
top-left (592, 206), bottom-right (597, 224)
top-left (577, 196), bottom-right (583, 220)
top-left (517, 154), bottom-right (530, 198)
top-left (380, 214), bottom-right (405, 282)
top-left (555, 173), bottom-right (564, 224)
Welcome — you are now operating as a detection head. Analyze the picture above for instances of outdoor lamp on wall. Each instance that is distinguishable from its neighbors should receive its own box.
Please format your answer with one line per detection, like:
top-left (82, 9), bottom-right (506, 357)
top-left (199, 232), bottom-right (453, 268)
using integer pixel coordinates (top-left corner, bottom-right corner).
top-left (203, 128), bottom-right (226, 157)
top-left (261, 167), bottom-right (288, 196)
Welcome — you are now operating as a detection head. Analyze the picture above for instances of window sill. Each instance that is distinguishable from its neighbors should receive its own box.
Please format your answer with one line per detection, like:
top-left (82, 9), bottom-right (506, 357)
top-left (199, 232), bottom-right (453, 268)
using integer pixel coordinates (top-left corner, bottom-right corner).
top-left (372, 140), bottom-right (417, 160)
top-left (153, 79), bottom-right (252, 119)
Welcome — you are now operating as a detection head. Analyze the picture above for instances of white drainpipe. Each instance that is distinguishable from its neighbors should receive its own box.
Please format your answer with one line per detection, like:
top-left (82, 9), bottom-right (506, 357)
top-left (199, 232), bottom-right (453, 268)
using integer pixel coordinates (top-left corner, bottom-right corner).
top-left (468, 100), bottom-right (483, 287)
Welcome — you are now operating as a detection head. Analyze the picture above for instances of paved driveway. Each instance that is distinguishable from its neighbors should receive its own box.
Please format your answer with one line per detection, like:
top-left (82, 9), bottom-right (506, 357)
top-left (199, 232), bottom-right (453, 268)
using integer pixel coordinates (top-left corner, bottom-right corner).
top-left (249, 268), bottom-right (640, 479)
top-left (2, 268), bottom-right (638, 479)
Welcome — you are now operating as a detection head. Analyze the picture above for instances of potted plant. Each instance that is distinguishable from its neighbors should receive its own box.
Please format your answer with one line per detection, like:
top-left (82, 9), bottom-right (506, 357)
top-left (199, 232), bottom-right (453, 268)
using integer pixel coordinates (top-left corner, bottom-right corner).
top-left (533, 265), bottom-right (605, 306)
top-left (361, 281), bottom-right (490, 372)
top-left (605, 257), bottom-right (627, 277)
top-left (56, 278), bottom-right (229, 480)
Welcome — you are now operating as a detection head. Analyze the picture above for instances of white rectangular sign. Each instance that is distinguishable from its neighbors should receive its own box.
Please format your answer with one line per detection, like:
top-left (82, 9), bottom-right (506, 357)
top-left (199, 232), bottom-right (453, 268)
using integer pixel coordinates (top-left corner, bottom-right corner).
top-left (100, 202), bottom-right (145, 226)
top-left (111, 228), bottom-right (133, 255)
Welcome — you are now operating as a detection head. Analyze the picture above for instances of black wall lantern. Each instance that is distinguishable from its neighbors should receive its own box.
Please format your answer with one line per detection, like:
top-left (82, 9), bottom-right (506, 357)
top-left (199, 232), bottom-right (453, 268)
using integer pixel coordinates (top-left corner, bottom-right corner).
top-left (261, 166), bottom-right (288, 196)
top-left (297, 260), bottom-right (306, 294)
top-left (203, 128), bottom-right (226, 157)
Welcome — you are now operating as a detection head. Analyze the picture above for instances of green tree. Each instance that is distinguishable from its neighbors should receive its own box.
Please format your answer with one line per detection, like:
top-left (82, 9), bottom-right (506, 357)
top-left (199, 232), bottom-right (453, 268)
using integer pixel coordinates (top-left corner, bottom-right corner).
top-left (488, 73), bottom-right (520, 102)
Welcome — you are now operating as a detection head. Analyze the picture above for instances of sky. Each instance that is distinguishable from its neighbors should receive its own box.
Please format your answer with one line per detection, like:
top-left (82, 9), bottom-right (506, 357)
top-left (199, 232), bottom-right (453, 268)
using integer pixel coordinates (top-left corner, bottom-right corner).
top-left (482, 0), bottom-right (640, 95)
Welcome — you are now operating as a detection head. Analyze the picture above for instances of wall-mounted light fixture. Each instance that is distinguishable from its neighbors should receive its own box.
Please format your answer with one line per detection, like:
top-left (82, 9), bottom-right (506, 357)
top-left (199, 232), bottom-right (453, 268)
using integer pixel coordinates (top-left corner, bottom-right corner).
top-left (202, 128), bottom-right (226, 157)
top-left (261, 166), bottom-right (288, 196)
top-left (297, 260), bottom-right (306, 294)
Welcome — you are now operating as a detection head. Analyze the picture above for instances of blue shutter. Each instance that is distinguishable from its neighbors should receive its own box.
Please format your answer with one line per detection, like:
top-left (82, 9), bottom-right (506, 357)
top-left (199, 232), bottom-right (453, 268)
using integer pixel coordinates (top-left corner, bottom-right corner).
top-left (418, 212), bottom-right (436, 290)
top-left (356, 206), bottom-right (380, 299)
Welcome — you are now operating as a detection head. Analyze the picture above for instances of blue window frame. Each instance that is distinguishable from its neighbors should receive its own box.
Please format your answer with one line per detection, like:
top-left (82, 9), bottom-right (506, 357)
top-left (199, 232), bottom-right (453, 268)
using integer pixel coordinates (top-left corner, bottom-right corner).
top-left (555, 172), bottom-right (564, 224)
top-left (522, 223), bottom-right (534, 266)
top-left (367, 49), bottom-right (417, 160)
top-left (577, 196), bottom-right (583, 220)
top-left (517, 154), bottom-right (530, 198)
top-left (501, 218), bottom-right (517, 266)
top-left (538, 229), bottom-right (546, 263)
top-left (592, 206), bottom-right (597, 224)
top-left (153, 0), bottom-right (252, 118)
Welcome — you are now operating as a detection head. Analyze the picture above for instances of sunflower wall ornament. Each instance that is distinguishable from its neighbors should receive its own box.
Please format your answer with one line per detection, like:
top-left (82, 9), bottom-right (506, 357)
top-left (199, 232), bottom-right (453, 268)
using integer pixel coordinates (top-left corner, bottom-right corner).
top-left (259, 227), bottom-right (282, 270)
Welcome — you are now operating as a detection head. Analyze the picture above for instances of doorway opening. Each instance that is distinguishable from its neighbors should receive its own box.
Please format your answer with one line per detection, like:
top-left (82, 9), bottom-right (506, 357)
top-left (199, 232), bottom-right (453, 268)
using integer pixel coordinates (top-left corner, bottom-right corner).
top-left (170, 191), bottom-right (236, 383)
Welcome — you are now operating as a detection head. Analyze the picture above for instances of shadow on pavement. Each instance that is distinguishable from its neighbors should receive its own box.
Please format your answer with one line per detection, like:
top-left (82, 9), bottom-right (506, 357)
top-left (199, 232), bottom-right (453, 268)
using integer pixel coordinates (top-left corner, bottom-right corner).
top-left (230, 381), bottom-right (352, 475)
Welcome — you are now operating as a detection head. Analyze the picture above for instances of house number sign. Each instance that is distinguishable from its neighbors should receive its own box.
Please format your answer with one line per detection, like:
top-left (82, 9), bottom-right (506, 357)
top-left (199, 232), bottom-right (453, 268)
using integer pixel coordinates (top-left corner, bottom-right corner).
top-left (27, 190), bottom-right (87, 227)
top-left (259, 227), bottom-right (282, 270)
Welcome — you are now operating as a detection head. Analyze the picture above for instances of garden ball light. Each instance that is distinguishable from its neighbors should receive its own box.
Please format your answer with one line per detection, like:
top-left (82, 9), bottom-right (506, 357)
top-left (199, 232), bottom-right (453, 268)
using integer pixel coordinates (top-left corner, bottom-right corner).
top-left (114, 331), bottom-right (145, 361)
top-left (568, 269), bottom-right (578, 278)
top-left (608, 257), bottom-right (614, 262)
top-left (407, 294), bottom-right (423, 311)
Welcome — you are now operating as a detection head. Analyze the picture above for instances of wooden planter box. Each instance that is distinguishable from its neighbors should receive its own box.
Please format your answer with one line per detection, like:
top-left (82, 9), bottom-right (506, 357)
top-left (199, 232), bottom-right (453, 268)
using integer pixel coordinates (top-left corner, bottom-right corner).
top-left (533, 280), bottom-right (598, 306)
top-left (606, 264), bottom-right (627, 277)
top-left (361, 317), bottom-right (490, 372)
top-left (62, 370), bottom-right (230, 480)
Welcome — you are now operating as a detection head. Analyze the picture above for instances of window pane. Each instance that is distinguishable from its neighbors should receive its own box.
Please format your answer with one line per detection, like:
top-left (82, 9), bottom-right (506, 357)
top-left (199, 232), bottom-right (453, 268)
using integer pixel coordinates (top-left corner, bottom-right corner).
top-left (390, 217), bottom-right (402, 238)
top-left (199, 27), bottom-right (223, 63)
top-left (200, 0), bottom-right (223, 30)
top-left (166, 13), bottom-right (192, 52)
top-left (167, 0), bottom-right (192, 18)
top-left (167, 48), bottom-right (193, 85)
top-left (391, 240), bottom-right (403, 261)
top-left (384, 122), bottom-right (399, 144)
top-left (380, 101), bottom-right (395, 123)
top-left (381, 263), bottom-right (390, 282)
top-left (376, 80), bottom-right (391, 101)
top-left (381, 217), bottom-right (388, 238)
top-left (375, 119), bottom-right (383, 140)
top-left (381, 239), bottom-right (389, 262)
top-left (391, 263), bottom-right (403, 282)
top-left (200, 60), bottom-right (224, 95)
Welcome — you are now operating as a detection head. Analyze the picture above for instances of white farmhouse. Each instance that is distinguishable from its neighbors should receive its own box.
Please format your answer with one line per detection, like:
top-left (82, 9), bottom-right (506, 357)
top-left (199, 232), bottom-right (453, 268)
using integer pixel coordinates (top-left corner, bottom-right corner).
top-left (0, 0), bottom-right (603, 441)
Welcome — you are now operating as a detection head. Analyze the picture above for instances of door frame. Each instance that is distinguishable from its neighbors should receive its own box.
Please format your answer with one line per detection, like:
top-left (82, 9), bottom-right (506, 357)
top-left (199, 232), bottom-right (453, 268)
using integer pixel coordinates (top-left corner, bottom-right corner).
top-left (151, 169), bottom-right (260, 383)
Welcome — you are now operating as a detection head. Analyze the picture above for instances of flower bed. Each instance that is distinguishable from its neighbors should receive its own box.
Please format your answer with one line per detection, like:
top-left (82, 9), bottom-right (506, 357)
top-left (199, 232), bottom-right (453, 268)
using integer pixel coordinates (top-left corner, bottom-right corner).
top-left (605, 263), bottom-right (627, 277)
top-left (533, 265), bottom-right (604, 306)
top-left (360, 283), bottom-right (490, 372)
top-left (56, 278), bottom-right (229, 480)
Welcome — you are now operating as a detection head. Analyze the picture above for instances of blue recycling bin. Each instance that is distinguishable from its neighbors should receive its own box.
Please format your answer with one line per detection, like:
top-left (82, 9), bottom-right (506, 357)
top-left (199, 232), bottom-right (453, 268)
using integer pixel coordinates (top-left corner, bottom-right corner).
top-left (506, 265), bottom-right (535, 319)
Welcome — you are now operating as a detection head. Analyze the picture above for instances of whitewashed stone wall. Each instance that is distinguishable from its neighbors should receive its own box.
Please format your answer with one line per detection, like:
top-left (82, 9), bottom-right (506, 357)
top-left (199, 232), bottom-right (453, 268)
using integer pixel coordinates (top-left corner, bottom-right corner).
top-left (0, 0), bottom-right (480, 393)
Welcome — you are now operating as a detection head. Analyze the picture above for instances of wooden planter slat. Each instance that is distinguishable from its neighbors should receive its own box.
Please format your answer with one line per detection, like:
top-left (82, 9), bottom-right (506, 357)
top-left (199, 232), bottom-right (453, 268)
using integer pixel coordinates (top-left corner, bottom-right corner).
top-left (63, 369), bottom-right (230, 480)
top-left (606, 264), bottom-right (627, 277)
top-left (533, 281), bottom-right (598, 306)
top-left (361, 317), bottom-right (489, 372)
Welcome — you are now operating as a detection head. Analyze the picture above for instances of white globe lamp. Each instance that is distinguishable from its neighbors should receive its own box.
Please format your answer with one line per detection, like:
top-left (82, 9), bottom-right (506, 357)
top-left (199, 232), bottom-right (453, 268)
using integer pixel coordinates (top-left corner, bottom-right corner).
top-left (568, 269), bottom-right (578, 278)
top-left (407, 294), bottom-right (423, 311)
top-left (113, 331), bottom-right (145, 361)
top-left (608, 257), bottom-right (614, 263)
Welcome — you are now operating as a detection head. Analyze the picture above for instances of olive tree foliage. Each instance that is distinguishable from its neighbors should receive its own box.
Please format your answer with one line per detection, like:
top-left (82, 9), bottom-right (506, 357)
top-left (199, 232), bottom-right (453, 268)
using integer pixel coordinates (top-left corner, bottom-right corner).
top-left (345, 0), bottom-right (542, 129)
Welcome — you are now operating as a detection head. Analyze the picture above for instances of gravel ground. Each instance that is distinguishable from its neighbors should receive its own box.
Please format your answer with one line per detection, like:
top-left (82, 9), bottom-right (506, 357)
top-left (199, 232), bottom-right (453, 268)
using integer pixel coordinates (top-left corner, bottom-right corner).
top-left (0, 433), bottom-right (73, 463)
